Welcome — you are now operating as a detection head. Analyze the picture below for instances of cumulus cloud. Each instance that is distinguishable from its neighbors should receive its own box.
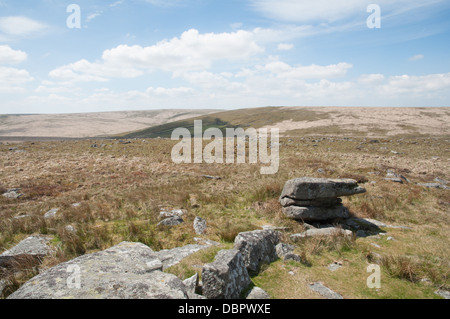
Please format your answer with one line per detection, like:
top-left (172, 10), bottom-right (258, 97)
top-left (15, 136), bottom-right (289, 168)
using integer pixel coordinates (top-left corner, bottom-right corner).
top-left (0, 66), bottom-right (33, 92)
top-left (383, 73), bottom-right (450, 94)
top-left (49, 29), bottom-right (264, 82)
top-left (0, 45), bottom-right (27, 64)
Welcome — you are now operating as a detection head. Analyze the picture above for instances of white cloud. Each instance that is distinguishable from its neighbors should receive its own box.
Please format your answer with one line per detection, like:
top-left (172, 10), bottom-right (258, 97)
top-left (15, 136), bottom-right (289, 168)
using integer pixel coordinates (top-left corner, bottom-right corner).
top-left (277, 43), bottom-right (294, 51)
top-left (0, 45), bottom-right (27, 64)
top-left (49, 29), bottom-right (264, 82)
top-left (0, 66), bottom-right (33, 92)
top-left (409, 54), bottom-right (424, 61)
top-left (358, 74), bottom-right (385, 84)
top-left (0, 16), bottom-right (48, 37)
top-left (87, 13), bottom-right (102, 22)
top-left (383, 73), bottom-right (450, 95)
top-left (263, 61), bottom-right (352, 79)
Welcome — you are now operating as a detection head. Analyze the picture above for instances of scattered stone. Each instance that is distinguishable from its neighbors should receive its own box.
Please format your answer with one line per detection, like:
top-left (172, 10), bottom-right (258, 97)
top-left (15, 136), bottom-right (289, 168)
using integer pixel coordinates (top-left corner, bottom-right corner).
top-left (435, 289), bottom-right (450, 299)
top-left (302, 223), bottom-right (316, 230)
top-left (157, 216), bottom-right (184, 227)
top-left (193, 217), bottom-right (207, 235)
top-left (202, 249), bottom-right (251, 299)
top-left (290, 227), bottom-right (353, 242)
top-left (246, 287), bottom-right (270, 299)
top-left (371, 243), bottom-right (381, 249)
top-left (384, 177), bottom-right (403, 184)
top-left (2, 189), bottom-right (22, 199)
top-left (156, 244), bottom-right (212, 270)
top-left (8, 242), bottom-right (189, 299)
top-left (72, 203), bottom-right (81, 208)
top-left (159, 209), bottom-right (186, 219)
top-left (275, 243), bottom-right (294, 259)
top-left (309, 282), bottom-right (343, 299)
top-left (65, 225), bottom-right (76, 233)
top-left (418, 183), bottom-right (450, 190)
top-left (44, 208), bottom-right (60, 220)
top-left (328, 261), bottom-right (342, 272)
top-left (434, 177), bottom-right (448, 185)
top-left (1, 235), bottom-right (52, 257)
top-left (288, 271), bottom-right (295, 276)
top-left (201, 175), bottom-right (221, 180)
top-left (387, 236), bottom-right (395, 241)
top-left (234, 229), bottom-right (280, 274)
top-left (284, 253), bottom-right (303, 263)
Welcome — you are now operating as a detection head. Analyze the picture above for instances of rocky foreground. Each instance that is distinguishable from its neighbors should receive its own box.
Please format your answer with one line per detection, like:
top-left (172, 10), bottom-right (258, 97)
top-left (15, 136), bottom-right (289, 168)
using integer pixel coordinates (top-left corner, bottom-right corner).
top-left (1, 177), bottom-right (447, 299)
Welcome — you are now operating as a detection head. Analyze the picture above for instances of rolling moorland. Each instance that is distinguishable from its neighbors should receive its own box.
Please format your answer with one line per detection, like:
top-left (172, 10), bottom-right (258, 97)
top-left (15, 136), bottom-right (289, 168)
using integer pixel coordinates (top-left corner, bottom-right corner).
top-left (0, 106), bottom-right (449, 299)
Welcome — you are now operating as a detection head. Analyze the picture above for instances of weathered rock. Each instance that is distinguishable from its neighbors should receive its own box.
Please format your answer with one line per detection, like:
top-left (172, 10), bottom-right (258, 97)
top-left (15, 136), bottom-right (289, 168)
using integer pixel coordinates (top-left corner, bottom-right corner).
top-left (2, 189), bottom-right (22, 199)
top-left (309, 282), bottom-right (343, 299)
top-left (435, 289), bottom-right (450, 299)
top-left (156, 244), bottom-right (213, 270)
top-left (280, 197), bottom-right (342, 208)
top-left (183, 273), bottom-right (199, 294)
top-left (282, 205), bottom-right (350, 222)
top-left (1, 235), bottom-right (52, 257)
top-left (328, 261), bottom-right (342, 272)
top-left (202, 249), bottom-right (251, 299)
top-left (44, 208), bottom-right (60, 220)
top-left (275, 243), bottom-right (294, 258)
top-left (280, 178), bottom-right (366, 200)
top-left (157, 216), bottom-right (184, 227)
top-left (193, 217), bottom-right (207, 235)
top-left (246, 287), bottom-right (270, 299)
top-left (418, 183), bottom-right (450, 190)
top-left (290, 227), bottom-right (353, 242)
top-left (8, 242), bottom-right (189, 299)
top-left (284, 253), bottom-right (303, 263)
top-left (159, 209), bottom-right (186, 219)
top-left (234, 229), bottom-right (280, 274)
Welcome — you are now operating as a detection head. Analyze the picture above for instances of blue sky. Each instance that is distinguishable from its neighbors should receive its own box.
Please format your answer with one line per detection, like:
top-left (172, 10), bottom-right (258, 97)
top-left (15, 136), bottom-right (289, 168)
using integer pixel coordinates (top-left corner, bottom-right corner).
top-left (0, 0), bottom-right (450, 114)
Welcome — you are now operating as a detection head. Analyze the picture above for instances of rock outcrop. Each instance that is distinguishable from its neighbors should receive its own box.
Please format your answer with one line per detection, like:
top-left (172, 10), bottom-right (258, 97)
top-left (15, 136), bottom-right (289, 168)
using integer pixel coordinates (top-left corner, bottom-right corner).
top-left (280, 177), bottom-right (366, 222)
top-left (202, 249), bottom-right (251, 299)
top-left (234, 229), bottom-right (280, 274)
top-left (8, 242), bottom-right (190, 299)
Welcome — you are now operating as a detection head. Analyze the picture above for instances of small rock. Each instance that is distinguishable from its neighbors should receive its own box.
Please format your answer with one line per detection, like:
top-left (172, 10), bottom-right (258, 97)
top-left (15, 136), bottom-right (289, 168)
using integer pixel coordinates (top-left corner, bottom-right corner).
top-left (193, 217), bottom-right (207, 235)
top-left (65, 225), bottom-right (76, 233)
top-left (159, 209), bottom-right (185, 219)
top-left (157, 216), bottom-right (184, 227)
top-left (246, 287), bottom-right (270, 299)
top-left (44, 208), bottom-right (60, 220)
top-left (284, 253), bottom-right (303, 263)
top-left (371, 243), bottom-right (381, 249)
top-left (309, 282), bottom-right (343, 299)
top-left (2, 189), bottom-right (22, 199)
top-left (435, 289), bottom-right (450, 299)
top-left (328, 261), bottom-right (342, 272)
top-left (290, 227), bottom-right (353, 242)
top-left (275, 243), bottom-right (294, 258)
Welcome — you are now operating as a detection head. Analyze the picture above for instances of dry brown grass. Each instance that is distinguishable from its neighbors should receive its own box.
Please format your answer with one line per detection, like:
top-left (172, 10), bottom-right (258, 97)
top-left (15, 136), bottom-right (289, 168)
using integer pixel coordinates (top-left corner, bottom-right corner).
top-left (0, 133), bottom-right (448, 298)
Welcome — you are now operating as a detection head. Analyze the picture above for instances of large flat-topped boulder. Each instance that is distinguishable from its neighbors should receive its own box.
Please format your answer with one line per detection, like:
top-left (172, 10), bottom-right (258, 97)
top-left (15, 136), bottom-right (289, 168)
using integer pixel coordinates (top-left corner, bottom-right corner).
top-left (8, 242), bottom-right (189, 299)
top-left (280, 177), bottom-right (366, 200)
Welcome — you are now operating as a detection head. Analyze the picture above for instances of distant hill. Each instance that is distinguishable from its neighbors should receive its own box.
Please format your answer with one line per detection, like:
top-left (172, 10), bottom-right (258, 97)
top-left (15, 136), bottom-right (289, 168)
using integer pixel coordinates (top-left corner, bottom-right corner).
top-left (0, 110), bottom-right (220, 140)
top-left (117, 106), bottom-right (450, 138)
